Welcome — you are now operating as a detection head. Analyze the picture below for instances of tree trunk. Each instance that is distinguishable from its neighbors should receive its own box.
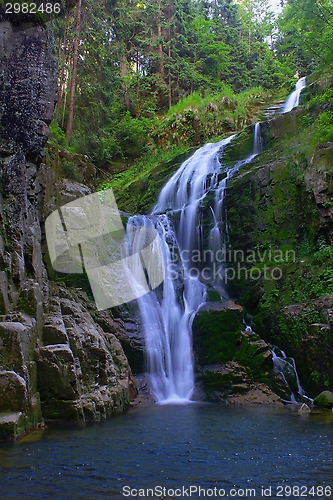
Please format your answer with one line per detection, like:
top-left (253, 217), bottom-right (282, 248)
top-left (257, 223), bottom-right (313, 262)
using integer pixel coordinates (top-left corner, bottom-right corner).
top-left (56, 26), bottom-right (68, 122)
top-left (168, 42), bottom-right (172, 109)
top-left (66, 0), bottom-right (82, 145)
top-left (157, 0), bottom-right (164, 78)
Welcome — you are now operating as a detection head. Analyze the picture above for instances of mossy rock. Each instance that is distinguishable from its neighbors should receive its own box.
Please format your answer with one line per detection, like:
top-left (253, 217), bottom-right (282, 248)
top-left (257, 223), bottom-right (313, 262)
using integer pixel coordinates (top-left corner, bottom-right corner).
top-left (235, 332), bottom-right (272, 383)
top-left (313, 390), bottom-right (333, 409)
top-left (202, 362), bottom-right (246, 394)
top-left (223, 126), bottom-right (253, 165)
top-left (41, 400), bottom-right (84, 422)
top-left (192, 309), bottom-right (243, 365)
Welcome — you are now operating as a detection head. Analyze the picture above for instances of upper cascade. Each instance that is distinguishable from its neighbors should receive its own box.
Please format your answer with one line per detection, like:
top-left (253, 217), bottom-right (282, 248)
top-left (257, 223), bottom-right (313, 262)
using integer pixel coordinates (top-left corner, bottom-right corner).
top-left (282, 77), bottom-right (306, 113)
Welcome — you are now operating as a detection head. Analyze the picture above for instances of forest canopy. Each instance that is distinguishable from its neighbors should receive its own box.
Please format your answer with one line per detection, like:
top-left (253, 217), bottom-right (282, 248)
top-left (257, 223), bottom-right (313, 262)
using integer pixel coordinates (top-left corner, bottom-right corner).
top-left (49, 0), bottom-right (333, 168)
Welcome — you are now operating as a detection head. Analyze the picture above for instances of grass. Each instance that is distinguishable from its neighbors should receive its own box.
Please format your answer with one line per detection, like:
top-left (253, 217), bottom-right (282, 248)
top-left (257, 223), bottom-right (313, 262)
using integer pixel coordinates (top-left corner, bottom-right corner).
top-left (165, 85), bottom-right (265, 117)
top-left (98, 85), bottom-right (273, 212)
top-left (98, 143), bottom-right (188, 194)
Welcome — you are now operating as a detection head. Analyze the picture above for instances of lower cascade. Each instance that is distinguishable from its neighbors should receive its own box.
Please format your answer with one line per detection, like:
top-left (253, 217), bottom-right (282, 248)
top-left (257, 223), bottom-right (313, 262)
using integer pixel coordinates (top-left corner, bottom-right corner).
top-left (127, 79), bottom-right (306, 403)
top-left (272, 349), bottom-right (312, 404)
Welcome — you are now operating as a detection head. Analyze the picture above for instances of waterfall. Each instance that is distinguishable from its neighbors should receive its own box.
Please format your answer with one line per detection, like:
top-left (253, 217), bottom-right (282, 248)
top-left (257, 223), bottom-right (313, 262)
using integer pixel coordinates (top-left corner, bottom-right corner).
top-left (282, 77), bottom-right (306, 113)
top-left (253, 122), bottom-right (263, 155)
top-left (126, 214), bottom-right (205, 402)
top-left (130, 137), bottom-right (235, 402)
top-left (126, 83), bottom-right (303, 403)
top-left (127, 128), bottom-right (265, 403)
top-left (271, 349), bottom-right (312, 404)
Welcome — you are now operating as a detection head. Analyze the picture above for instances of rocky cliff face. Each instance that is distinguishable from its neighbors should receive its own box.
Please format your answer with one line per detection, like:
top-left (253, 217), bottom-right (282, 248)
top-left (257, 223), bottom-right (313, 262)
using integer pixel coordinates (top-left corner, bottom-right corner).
top-left (224, 82), bottom-right (333, 398)
top-left (0, 19), bottom-right (135, 440)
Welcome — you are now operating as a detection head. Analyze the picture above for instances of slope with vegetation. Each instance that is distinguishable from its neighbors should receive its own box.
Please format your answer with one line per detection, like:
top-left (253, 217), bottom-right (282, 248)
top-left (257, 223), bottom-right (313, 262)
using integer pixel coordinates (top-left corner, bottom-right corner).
top-left (225, 73), bottom-right (333, 398)
top-left (49, 0), bottom-right (291, 171)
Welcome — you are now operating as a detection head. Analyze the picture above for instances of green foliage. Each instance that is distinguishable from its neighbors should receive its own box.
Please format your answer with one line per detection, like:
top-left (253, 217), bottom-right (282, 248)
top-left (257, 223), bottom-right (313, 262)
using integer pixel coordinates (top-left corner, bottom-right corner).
top-left (192, 310), bottom-right (243, 365)
top-left (276, 0), bottom-right (333, 74)
top-left (316, 111), bottom-right (333, 142)
top-left (52, 0), bottom-right (290, 168)
top-left (49, 122), bottom-right (68, 149)
top-left (62, 159), bottom-right (80, 181)
top-left (98, 143), bottom-right (191, 212)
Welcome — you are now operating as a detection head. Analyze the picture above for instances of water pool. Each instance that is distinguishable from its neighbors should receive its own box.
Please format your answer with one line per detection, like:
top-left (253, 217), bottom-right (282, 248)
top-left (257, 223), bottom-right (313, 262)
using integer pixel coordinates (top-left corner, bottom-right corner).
top-left (1, 403), bottom-right (333, 499)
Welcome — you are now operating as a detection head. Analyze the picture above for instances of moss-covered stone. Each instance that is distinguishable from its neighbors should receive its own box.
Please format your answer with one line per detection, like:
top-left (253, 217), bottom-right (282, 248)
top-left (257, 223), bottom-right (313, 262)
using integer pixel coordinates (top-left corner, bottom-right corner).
top-left (235, 332), bottom-right (272, 384)
top-left (42, 400), bottom-right (84, 422)
top-left (193, 309), bottom-right (243, 365)
top-left (223, 77), bottom-right (333, 398)
top-left (313, 390), bottom-right (333, 409)
top-left (192, 306), bottom-right (275, 400)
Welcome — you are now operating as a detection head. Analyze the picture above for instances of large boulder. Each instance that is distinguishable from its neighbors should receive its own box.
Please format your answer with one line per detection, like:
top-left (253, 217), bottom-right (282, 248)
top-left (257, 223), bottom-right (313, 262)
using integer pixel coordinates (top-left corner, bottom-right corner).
top-left (35, 287), bottom-right (137, 423)
top-left (192, 307), bottom-right (276, 402)
top-left (313, 391), bottom-right (333, 409)
top-left (0, 370), bottom-right (28, 412)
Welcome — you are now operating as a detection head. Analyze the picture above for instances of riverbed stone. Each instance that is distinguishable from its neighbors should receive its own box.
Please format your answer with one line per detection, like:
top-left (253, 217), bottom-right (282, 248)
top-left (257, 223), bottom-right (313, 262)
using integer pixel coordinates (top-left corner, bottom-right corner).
top-left (313, 391), bottom-right (333, 409)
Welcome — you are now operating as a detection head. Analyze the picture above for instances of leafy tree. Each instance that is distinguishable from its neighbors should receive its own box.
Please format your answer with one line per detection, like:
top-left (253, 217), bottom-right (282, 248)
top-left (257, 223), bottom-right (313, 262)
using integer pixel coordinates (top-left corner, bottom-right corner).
top-left (51, 0), bottom-right (289, 167)
top-left (276, 0), bottom-right (333, 74)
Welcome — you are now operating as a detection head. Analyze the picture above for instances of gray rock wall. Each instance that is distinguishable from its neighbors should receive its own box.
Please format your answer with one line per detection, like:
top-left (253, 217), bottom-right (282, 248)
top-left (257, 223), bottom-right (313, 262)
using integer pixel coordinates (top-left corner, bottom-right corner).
top-left (0, 20), bottom-right (135, 440)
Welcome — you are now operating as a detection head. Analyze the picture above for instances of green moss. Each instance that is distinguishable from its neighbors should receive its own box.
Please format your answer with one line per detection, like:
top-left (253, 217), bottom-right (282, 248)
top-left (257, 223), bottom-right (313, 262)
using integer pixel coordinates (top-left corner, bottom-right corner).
top-left (223, 127), bottom-right (253, 165)
top-left (98, 146), bottom-right (193, 213)
top-left (193, 309), bottom-right (243, 365)
top-left (206, 290), bottom-right (221, 302)
top-left (42, 400), bottom-right (83, 422)
top-left (313, 391), bottom-right (333, 409)
top-left (221, 75), bottom-right (333, 398)
top-left (202, 371), bottom-right (234, 391)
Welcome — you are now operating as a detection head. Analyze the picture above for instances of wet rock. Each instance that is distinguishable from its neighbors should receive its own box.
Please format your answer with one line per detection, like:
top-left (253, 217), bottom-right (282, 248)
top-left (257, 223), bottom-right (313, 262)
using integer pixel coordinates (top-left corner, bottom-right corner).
top-left (42, 316), bottom-right (69, 345)
top-left (227, 383), bottom-right (283, 405)
top-left (298, 403), bottom-right (311, 414)
top-left (0, 370), bottom-right (28, 412)
top-left (58, 179), bottom-right (91, 205)
top-left (36, 344), bottom-right (81, 401)
top-left (34, 285), bottom-right (137, 423)
top-left (313, 391), bottom-right (333, 409)
top-left (271, 372), bottom-right (294, 401)
top-left (0, 412), bottom-right (26, 441)
top-left (0, 18), bottom-right (136, 438)
top-left (0, 22), bottom-right (57, 153)
top-left (193, 306), bottom-right (276, 402)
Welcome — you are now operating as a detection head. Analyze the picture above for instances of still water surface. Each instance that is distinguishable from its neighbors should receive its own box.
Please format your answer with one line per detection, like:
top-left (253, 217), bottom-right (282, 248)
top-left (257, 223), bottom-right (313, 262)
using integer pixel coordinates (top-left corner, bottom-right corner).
top-left (1, 403), bottom-right (333, 499)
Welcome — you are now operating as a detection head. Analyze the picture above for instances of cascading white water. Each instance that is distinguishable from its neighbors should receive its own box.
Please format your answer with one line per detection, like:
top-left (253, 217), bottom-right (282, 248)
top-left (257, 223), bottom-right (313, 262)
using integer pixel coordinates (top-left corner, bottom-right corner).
top-left (127, 86), bottom-right (304, 403)
top-left (271, 349), bottom-right (311, 404)
top-left (126, 214), bottom-right (205, 402)
top-left (282, 77), bottom-right (306, 113)
top-left (253, 122), bottom-right (263, 155)
top-left (129, 137), bottom-right (236, 403)
top-left (208, 123), bottom-right (264, 292)
top-left (127, 130), bottom-right (265, 403)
